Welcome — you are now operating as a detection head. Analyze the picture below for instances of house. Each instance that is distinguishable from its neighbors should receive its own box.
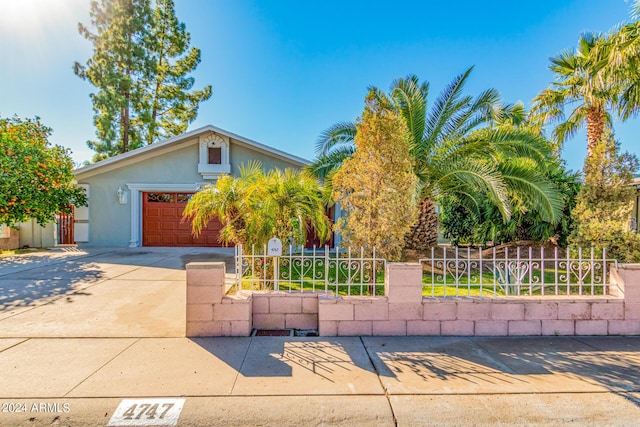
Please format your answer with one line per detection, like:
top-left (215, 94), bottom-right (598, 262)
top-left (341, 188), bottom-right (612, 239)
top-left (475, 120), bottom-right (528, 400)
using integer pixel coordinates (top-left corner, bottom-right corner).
top-left (19, 125), bottom-right (336, 248)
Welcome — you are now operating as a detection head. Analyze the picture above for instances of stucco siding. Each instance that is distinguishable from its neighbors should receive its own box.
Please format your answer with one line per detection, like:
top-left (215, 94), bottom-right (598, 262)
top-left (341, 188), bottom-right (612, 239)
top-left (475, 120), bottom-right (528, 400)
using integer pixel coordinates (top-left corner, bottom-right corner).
top-left (229, 140), bottom-right (304, 174)
top-left (74, 137), bottom-right (306, 247)
top-left (76, 143), bottom-right (201, 247)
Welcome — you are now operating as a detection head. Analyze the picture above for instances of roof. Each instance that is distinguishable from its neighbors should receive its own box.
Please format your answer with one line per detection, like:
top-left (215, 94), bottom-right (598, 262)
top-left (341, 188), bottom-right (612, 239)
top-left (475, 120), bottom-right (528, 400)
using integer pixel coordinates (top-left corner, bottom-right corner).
top-left (73, 125), bottom-right (309, 176)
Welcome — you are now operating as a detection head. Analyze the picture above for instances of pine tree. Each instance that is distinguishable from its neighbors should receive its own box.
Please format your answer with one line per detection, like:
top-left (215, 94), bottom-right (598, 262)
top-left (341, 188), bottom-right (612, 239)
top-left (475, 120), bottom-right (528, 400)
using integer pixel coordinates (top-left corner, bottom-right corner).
top-left (74, 0), bottom-right (151, 161)
top-left (332, 91), bottom-right (418, 261)
top-left (140, 0), bottom-right (212, 145)
top-left (569, 128), bottom-right (640, 262)
top-left (75, 0), bottom-right (211, 160)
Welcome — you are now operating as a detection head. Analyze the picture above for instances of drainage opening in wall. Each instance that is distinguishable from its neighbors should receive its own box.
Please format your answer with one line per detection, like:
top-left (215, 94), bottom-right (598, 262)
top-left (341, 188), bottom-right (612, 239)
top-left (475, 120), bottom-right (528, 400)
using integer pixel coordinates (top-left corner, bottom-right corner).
top-left (251, 329), bottom-right (319, 337)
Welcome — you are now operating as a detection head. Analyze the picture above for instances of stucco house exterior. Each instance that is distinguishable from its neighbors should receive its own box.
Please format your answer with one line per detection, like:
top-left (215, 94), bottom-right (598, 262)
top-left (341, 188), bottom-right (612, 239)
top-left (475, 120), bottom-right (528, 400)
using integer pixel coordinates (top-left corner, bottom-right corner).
top-left (20, 125), bottom-right (329, 248)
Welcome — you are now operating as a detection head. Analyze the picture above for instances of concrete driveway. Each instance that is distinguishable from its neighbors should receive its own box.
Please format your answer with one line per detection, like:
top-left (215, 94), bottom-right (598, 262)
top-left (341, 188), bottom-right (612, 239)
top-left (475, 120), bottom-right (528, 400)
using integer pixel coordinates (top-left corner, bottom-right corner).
top-left (0, 247), bottom-right (235, 338)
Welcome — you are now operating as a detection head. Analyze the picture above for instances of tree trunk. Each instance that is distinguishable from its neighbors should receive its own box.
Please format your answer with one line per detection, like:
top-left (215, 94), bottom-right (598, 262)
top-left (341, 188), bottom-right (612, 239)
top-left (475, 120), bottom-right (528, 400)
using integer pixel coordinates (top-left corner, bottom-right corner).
top-left (404, 198), bottom-right (438, 251)
top-left (585, 105), bottom-right (605, 158)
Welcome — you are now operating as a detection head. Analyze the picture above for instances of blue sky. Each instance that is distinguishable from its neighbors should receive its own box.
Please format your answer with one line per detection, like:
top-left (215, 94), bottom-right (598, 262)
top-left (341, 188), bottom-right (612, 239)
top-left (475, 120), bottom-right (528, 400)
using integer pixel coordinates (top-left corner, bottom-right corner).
top-left (1, 0), bottom-right (638, 172)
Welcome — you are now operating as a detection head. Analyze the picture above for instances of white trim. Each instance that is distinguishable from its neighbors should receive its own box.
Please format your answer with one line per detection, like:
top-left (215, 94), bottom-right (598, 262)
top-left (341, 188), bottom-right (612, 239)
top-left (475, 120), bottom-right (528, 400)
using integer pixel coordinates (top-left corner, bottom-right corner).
top-left (198, 132), bottom-right (231, 179)
top-left (126, 183), bottom-right (204, 247)
top-left (74, 125), bottom-right (309, 179)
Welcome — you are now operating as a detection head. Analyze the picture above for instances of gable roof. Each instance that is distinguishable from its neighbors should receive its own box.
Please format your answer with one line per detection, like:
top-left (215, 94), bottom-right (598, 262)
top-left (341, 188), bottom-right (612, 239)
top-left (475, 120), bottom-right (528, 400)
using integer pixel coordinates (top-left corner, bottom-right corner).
top-left (74, 125), bottom-right (309, 177)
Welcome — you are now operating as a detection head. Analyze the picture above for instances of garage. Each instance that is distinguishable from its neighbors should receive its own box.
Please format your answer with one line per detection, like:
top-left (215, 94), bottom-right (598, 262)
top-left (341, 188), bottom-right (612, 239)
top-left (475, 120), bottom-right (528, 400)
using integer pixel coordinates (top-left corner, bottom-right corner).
top-left (142, 192), bottom-right (223, 247)
top-left (67, 126), bottom-right (309, 247)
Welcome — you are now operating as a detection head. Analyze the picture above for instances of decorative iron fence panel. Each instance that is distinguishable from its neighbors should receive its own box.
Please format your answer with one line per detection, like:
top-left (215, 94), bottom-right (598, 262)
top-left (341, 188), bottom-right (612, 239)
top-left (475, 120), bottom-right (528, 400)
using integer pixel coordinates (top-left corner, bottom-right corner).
top-left (235, 244), bottom-right (386, 296)
top-left (420, 246), bottom-right (617, 297)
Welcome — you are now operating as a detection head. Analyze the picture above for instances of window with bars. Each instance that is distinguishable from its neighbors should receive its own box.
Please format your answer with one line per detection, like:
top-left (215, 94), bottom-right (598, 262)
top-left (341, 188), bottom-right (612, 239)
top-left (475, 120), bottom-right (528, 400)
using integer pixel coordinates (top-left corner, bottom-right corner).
top-left (208, 147), bottom-right (222, 164)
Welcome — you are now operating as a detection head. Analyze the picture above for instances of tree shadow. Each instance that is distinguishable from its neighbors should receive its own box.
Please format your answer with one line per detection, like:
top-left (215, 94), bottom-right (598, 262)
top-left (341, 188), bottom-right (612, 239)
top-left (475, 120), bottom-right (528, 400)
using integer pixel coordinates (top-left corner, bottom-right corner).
top-left (0, 247), bottom-right (236, 312)
top-left (0, 260), bottom-right (104, 311)
top-left (363, 336), bottom-right (640, 405)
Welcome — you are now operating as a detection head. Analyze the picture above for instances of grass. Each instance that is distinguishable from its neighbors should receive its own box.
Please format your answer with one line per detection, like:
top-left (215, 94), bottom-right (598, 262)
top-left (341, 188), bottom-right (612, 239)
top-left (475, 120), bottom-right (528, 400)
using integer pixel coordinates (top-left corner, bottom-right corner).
top-left (0, 248), bottom-right (46, 257)
top-left (421, 267), bottom-right (609, 297)
top-left (235, 257), bottom-right (386, 296)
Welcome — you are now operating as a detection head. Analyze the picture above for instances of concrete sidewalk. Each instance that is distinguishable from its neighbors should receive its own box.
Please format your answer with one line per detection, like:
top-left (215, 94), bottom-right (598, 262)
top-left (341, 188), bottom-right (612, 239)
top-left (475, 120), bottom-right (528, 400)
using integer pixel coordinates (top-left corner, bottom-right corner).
top-left (1, 335), bottom-right (639, 426)
top-left (1, 250), bottom-right (640, 425)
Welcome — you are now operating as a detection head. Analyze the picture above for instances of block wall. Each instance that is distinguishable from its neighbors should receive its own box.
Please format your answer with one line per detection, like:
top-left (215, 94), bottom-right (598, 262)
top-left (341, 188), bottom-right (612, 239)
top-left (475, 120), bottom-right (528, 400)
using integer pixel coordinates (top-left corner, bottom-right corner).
top-left (185, 261), bottom-right (640, 337)
top-left (251, 292), bottom-right (322, 330)
top-left (318, 263), bottom-right (640, 337)
top-left (186, 262), bottom-right (252, 337)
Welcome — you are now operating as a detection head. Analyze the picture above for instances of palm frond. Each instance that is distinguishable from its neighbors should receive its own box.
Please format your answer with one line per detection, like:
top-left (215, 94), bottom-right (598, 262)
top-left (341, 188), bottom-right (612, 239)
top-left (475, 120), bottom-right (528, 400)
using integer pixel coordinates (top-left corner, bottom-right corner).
top-left (434, 158), bottom-right (512, 222)
top-left (315, 121), bottom-right (357, 156)
top-left (425, 67), bottom-right (474, 148)
top-left (551, 106), bottom-right (587, 146)
top-left (306, 146), bottom-right (355, 181)
top-left (499, 160), bottom-right (565, 224)
top-left (390, 75), bottom-right (427, 148)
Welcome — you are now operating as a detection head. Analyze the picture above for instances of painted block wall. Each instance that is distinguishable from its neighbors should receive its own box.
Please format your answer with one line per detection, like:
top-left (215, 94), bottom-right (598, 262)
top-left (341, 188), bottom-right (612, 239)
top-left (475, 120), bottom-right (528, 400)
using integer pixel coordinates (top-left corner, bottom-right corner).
top-left (186, 262), bottom-right (640, 337)
top-left (318, 263), bottom-right (640, 337)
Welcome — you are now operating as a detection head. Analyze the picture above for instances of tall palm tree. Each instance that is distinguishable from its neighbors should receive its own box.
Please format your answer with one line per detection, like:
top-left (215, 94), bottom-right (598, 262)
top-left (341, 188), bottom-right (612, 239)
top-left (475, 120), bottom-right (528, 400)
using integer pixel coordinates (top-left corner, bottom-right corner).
top-left (311, 68), bottom-right (563, 250)
top-left (530, 33), bottom-right (618, 158)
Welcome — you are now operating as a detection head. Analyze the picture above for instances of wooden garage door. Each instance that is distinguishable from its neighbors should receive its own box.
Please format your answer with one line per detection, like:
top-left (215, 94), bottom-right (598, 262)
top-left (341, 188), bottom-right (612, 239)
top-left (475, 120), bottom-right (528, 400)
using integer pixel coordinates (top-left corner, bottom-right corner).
top-left (142, 192), bottom-right (223, 247)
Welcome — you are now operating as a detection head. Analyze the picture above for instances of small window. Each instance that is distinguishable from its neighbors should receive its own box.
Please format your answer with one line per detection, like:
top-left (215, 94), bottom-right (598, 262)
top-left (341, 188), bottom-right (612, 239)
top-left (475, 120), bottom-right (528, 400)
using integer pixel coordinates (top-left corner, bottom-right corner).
top-left (208, 147), bottom-right (222, 164)
top-left (177, 193), bottom-right (193, 204)
top-left (147, 193), bottom-right (174, 203)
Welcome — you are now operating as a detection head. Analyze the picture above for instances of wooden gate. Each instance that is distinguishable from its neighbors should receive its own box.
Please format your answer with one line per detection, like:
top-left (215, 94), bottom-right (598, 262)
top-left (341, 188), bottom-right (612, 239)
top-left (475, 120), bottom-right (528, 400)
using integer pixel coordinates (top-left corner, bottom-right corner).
top-left (57, 207), bottom-right (74, 245)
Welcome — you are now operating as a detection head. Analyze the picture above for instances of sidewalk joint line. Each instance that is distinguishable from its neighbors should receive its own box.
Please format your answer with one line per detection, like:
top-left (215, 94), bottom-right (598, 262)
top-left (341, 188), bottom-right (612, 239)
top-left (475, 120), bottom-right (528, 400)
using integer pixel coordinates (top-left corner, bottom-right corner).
top-left (0, 337), bottom-right (30, 354)
top-left (229, 336), bottom-right (254, 395)
top-left (359, 336), bottom-right (398, 427)
top-left (62, 338), bottom-right (141, 398)
top-left (469, 337), bottom-right (519, 375)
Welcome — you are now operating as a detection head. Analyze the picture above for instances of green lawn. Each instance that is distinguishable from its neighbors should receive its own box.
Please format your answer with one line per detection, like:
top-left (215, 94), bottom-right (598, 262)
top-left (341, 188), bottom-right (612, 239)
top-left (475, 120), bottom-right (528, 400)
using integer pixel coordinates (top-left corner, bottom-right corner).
top-left (421, 267), bottom-right (608, 297)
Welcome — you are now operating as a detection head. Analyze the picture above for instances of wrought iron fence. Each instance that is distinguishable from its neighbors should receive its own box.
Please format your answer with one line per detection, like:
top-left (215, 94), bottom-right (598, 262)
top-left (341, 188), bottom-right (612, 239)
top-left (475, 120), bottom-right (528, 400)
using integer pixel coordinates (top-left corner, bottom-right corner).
top-left (234, 244), bottom-right (386, 296)
top-left (420, 246), bottom-right (617, 297)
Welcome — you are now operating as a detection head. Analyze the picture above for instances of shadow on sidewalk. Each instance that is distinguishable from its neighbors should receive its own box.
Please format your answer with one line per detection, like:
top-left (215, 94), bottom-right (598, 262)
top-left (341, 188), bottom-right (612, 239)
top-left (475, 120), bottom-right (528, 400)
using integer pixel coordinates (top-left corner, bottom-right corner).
top-left (191, 336), bottom-right (377, 382)
top-left (362, 336), bottom-right (640, 405)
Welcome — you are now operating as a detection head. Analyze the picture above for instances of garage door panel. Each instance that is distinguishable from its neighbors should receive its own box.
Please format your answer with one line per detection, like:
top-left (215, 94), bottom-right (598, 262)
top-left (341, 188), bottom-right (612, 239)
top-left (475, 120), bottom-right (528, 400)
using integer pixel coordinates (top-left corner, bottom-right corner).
top-left (145, 235), bottom-right (162, 246)
top-left (161, 207), bottom-right (177, 217)
top-left (145, 221), bottom-right (162, 232)
top-left (162, 222), bottom-right (177, 231)
top-left (177, 234), bottom-right (193, 245)
top-left (145, 207), bottom-right (162, 216)
top-left (143, 192), bottom-right (222, 247)
top-left (176, 221), bottom-right (191, 231)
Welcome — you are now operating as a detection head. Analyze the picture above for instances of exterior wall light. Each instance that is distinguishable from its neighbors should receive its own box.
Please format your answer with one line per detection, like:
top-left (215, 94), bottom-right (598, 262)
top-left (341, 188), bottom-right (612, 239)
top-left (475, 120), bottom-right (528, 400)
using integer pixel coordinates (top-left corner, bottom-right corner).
top-left (117, 186), bottom-right (128, 205)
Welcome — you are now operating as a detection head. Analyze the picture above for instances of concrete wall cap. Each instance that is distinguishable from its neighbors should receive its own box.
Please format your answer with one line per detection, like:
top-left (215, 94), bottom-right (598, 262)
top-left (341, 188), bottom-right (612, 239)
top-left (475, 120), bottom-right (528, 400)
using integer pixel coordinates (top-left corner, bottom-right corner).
top-left (617, 263), bottom-right (640, 270)
top-left (186, 262), bottom-right (226, 270)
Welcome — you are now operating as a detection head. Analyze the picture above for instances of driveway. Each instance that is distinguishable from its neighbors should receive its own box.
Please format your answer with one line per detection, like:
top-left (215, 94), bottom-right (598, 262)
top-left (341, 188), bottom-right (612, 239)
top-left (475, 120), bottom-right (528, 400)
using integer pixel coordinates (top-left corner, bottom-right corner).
top-left (0, 247), bottom-right (235, 338)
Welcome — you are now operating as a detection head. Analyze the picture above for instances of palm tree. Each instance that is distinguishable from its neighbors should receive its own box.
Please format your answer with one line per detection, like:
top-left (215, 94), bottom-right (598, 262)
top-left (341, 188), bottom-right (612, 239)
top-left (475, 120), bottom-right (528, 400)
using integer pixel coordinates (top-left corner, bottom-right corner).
top-left (183, 161), bottom-right (330, 248)
top-left (530, 33), bottom-right (618, 158)
top-left (601, 3), bottom-right (640, 122)
top-left (311, 68), bottom-right (563, 250)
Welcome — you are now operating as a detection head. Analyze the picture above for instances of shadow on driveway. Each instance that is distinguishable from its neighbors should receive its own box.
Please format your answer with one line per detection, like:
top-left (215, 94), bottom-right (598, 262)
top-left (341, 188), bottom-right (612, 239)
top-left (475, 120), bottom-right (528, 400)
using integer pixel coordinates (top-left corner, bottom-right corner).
top-left (0, 247), bottom-right (235, 313)
top-left (0, 260), bottom-right (104, 311)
